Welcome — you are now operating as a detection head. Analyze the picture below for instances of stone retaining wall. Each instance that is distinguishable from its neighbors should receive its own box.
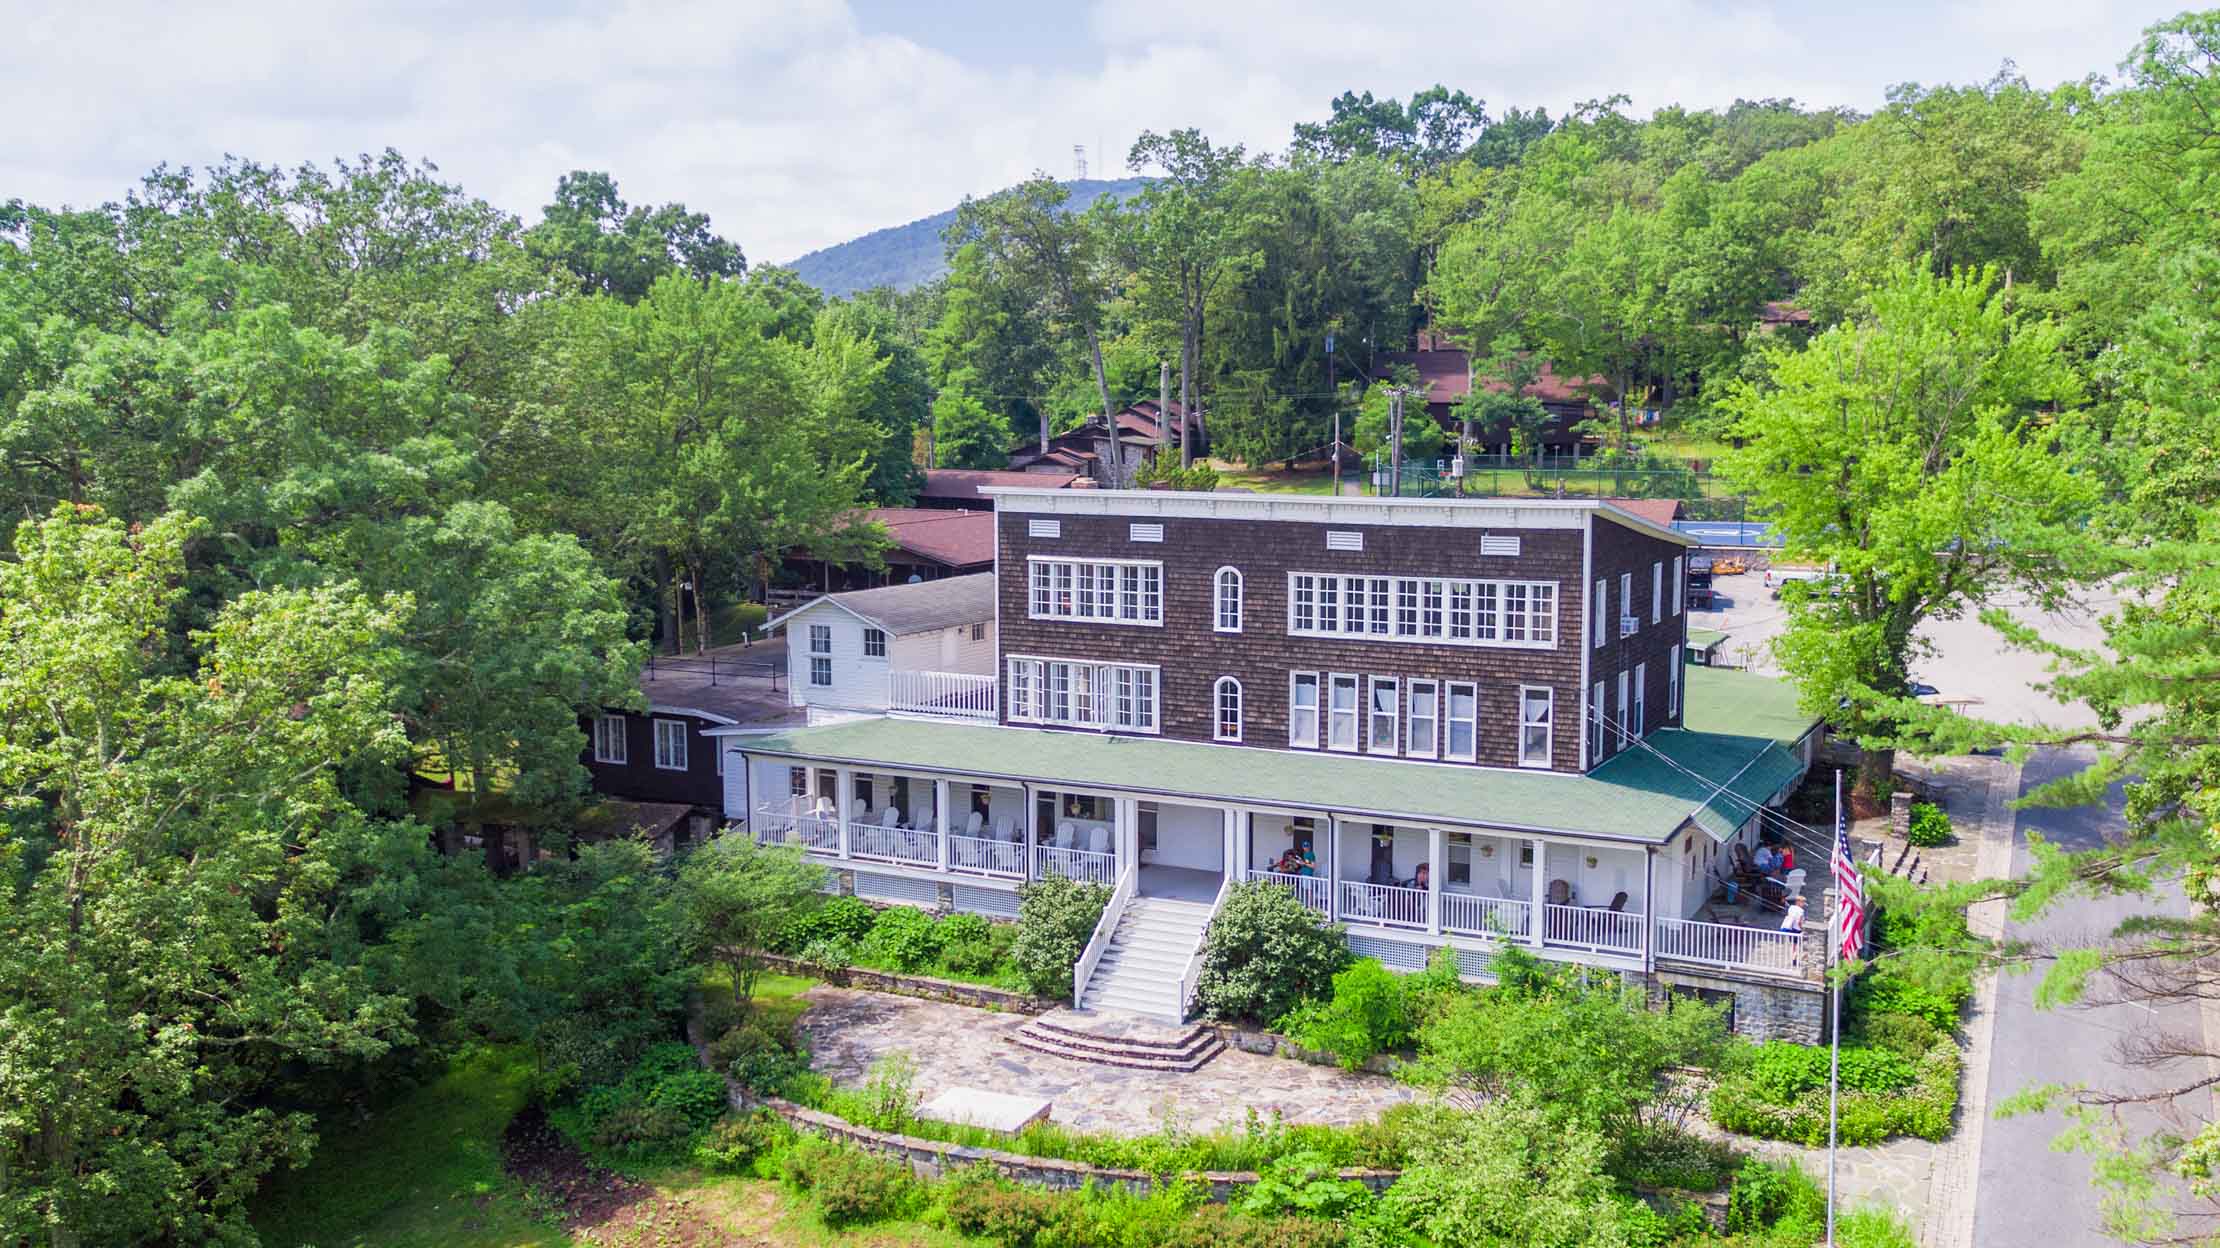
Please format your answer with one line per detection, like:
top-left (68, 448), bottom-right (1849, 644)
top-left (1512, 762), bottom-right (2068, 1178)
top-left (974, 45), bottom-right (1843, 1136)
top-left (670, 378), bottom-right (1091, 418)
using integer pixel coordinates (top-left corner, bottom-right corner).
top-left (1212, 1025), bottom-right (1404, 1076)
top-left (751, 952), bottom-right (1056, 1015)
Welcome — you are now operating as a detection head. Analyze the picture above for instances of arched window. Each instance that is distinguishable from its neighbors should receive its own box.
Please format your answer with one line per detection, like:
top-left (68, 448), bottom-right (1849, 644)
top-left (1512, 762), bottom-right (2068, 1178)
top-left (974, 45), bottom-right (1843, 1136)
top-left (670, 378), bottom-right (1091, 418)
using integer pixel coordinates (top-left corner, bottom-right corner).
top-left (1214, 677), bottom-right (1243, 742)
top-left (1214, 566), bottom-right (1243, 633)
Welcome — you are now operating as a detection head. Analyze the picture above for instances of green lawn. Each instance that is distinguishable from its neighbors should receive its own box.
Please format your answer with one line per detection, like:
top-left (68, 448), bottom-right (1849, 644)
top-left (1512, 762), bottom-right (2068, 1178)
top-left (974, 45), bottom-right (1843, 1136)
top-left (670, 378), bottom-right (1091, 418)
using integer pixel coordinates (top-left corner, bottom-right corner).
top-left (1210, 463), bottom-right (1342, 495)
top-left (251, 1046), bottom-right (566, 1248)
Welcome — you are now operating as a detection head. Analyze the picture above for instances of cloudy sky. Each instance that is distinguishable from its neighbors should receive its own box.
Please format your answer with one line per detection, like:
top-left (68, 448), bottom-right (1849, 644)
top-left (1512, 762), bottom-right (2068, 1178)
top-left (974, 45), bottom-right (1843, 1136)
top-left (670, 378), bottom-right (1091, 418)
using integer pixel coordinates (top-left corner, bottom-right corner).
top-left (3, 0), bottom-right (2180, 264)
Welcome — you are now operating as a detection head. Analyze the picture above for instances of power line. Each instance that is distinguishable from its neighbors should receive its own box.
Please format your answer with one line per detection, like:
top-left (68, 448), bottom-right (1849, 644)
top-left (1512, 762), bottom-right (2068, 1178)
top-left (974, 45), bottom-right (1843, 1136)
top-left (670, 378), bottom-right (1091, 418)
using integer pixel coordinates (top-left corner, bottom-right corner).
top-left (1592, 706), bottom-right (1840, 863)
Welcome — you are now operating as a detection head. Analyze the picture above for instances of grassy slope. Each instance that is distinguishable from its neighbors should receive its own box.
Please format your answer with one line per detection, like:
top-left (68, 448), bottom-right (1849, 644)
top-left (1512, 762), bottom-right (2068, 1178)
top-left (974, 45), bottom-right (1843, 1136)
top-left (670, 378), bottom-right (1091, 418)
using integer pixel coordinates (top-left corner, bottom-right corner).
top-left (251, 1046), bottom-right (566, 1248)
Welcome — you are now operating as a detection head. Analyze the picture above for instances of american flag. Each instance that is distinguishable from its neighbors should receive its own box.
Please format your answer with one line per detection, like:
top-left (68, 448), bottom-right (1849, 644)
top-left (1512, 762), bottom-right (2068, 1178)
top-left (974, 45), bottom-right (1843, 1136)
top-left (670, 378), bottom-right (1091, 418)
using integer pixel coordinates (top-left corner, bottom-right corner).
top-left (1832, 799), bottom-right (1865, 965)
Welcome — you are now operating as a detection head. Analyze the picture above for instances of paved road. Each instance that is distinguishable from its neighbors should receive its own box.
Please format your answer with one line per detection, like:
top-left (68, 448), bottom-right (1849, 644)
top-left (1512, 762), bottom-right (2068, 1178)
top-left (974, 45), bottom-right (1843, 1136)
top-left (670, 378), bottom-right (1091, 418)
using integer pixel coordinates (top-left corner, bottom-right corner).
top-left (1973, 748), bottom-right (2190, 1247)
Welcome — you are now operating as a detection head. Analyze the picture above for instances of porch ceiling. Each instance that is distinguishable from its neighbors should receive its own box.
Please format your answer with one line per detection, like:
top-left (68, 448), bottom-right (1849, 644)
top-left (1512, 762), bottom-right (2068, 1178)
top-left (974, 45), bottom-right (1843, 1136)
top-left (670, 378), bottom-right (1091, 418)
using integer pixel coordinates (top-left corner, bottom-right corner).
top-left (737, 718), bottom-right (1798, 846)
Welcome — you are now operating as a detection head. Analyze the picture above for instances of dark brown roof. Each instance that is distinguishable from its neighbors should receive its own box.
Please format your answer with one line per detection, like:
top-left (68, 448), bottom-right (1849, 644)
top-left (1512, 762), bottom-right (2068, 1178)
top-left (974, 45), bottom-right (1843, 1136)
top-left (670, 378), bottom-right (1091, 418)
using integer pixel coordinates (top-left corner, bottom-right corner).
top-left (1384, 347), bottom-right (1605, 407)
top-left (920, 468), bottom-right (1082, 502)
top-left (1604, 498), bottom-right (1683, 527)
top-left (863, 508), bottom-right (996, 569)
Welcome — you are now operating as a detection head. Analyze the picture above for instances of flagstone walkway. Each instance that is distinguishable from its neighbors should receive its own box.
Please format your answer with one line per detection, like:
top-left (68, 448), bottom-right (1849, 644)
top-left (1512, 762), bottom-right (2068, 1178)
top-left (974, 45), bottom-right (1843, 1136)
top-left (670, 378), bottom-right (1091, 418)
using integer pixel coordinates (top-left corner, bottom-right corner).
top-left (793, 986), bottom-right (1415, 1135)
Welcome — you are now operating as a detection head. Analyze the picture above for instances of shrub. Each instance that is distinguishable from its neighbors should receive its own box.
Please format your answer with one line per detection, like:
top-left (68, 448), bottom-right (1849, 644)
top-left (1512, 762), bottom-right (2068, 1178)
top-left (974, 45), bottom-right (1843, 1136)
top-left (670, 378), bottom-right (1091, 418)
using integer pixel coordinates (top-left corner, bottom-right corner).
top-left (1725, 1157), bottom-right (1825, 1235)
top-left (1280, 958), bottom-right (1413, 1070)
top-left (1709, 1036), bottom-right (1960, 1146)
top-left (1609, 1124), bottom-right (1741, 1192)
top-left (936, 911), bottom-right (993, 947)
top-left (778, 893), bottom-right (876, 953)
top-left (938, 1168), bottom-right (1062, 1247)
top-left (1193, 880), bottom-right (1351, 1025)
top-left (590, 1104), bottom-right (692, 1153)
top-left (1741, 1041), bottom-right (1917, 1102)
top-left (1234, 1150), bottom-right (1376, 1221)
top-left (797, 935), bottom-right (858, 974)
top-left (712, 1017), bottom-right (812, 1098)
top-left (1853, 1010), bottom-right (1944, 1061)
top-left (646, 1069), bottom-right (728, 1129)
top-left (1854, 969), bottom-right (1967, 1033)
top-left (1009, 874), bottom-right (1112, 998)
top-left (780, 1136), bottom-right (916, 1227)
top-left (1905, 801), bottom-right (1952, 847)
top-left (861, 905), bottom-right (944, 972)
top-left (693, 1110), bottom-right (791, 1174)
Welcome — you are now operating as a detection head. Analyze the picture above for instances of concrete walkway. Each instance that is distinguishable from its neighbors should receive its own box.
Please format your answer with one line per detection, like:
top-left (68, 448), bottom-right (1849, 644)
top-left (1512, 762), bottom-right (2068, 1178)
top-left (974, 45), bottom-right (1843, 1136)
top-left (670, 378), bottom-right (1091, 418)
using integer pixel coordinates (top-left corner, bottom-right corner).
top-left (793, 986), bottom-right (1414, 1134)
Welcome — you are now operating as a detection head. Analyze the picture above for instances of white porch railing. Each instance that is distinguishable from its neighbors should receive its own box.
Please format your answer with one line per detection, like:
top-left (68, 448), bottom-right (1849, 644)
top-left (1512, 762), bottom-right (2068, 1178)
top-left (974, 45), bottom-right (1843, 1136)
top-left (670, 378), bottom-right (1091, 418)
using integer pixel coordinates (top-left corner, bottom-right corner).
top-left (1655, 916), bottom-right (1804, 974)
top-left (1338, 880), bottom-right (1428, 930)
top-left (1255, 870), bottom-right (1329, 915)
top-left (1543, 903), bottom-right (1644, 955)
top-left (848, 822), bottom-right (941, 868)
top-left (1074, 863), bottom-right (1138, 1004)
top-left (1442, 892), bottom-right (1533, 941)
top-left (753, 803), bottom-right (840, 853)
top-left (1036, 845), bottom-right (1118, 887)
top-left (887, 670), bottom-right (997, 721)
top-left (1179, 873), bottom-right (1233, 1022)
top-left (947, 833), bottom-right (1024, 879)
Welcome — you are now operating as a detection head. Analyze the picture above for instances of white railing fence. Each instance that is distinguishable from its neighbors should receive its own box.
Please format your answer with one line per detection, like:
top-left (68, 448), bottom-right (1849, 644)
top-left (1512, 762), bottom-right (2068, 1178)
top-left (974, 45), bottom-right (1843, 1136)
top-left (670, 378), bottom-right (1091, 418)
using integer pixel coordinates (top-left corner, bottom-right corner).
top-left (753, 803), bottom-right (840, 852)
top-left (1074, 863), bottom-right (1138, 1005)
top-left (1542, 903), bottom-right (1644, 954)
top-left (1036, 844), bottom-right (1118, 887)
top-left (1338, 880), bottom-right (1428, 929)
top-left (1654, 916), bottom-right (1803, 974)
top-left (848, 822), bottom-right (941, 868)
top-left (947, 833), bottom-right (1024, 878)
top-left (1254, 870), bottom-right (1329, 915)
top-left (1442, 892), bottom-right (1533, 941)
top-left (887, 670), bottom-right (998, 721)
top-left (1179, 873), bottom-right (1233, 1022)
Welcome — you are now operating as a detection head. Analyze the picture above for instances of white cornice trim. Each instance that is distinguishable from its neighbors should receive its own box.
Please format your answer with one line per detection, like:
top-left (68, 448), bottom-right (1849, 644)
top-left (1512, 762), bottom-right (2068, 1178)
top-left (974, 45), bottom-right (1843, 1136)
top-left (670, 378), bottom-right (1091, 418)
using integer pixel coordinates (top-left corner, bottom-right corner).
top-left (980, 487), bottom-right (1692, 546)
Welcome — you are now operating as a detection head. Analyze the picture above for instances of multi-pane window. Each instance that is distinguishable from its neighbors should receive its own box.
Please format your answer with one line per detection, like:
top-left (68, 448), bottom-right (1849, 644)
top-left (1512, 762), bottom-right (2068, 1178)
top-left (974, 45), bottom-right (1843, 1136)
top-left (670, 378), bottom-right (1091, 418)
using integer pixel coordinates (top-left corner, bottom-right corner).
top-left (593, 714), bottom-right (627, 764)
top-left (652, 719), bottom-right (688, 771)
top-left (810, 657), bottom-right (832, 686)
top-left (1651, 562), bottom-right (1664, 624)
top-left (1367, 677), bottom-right (1399, 754)
top-left (1619, 573), bottom-right (1633, 634)
top-left (1327, 674), bottom-right (1360, 752)
top-left (1668, 645), bottom-right (1682, 716)
top-left (1445, 683), bottom-right (1478, 762)
top-left (1289, 673), bottom-right (1321, 747)
top-left (808, 624), bottom-right (831, 653)
top-left (1616, 670), bottom-right (1632, 746)
top-left (1406, 680), bottom-right (1439, 758)
top-left (1633, 661), bottom-right (1649, 735)
top-left (1215, 567), bottom-right (1243, 632)
top-left (1215, 678), bottom-right (1243, 741)
top-left (1590, 681), bottom-right (1606, 763)
top-left (1593, 579), bottom-right (1607, 648)
top-left (808, 623), bottom-right (832, 685)
top-left (1671, 557), bottom-right (1684, 617)
top-left (1027, 558), bottom-right (1163, 624)
top-left (1005, 657), bottom-right (1160, 732)
top-left (1518, 687), bottom-right (1554, 768)
top-left (1289, 573), bottom-right (1557, 647)
top-left (864, 627), bottom-right (887, 657)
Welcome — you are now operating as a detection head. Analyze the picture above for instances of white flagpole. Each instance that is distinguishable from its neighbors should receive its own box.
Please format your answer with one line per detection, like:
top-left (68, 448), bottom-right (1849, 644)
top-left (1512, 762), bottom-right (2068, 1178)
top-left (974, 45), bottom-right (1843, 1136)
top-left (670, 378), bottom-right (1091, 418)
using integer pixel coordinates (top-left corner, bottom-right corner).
top-left (1826, 767), bottom-right (1842, 1247)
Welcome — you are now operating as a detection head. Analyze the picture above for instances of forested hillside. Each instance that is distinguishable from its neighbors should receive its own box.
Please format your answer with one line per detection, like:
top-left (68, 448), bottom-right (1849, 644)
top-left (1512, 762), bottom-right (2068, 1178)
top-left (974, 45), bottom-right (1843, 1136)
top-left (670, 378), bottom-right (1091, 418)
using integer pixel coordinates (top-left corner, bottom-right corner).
top-left (5, 11), bottom-right (2220, 1244)
top-left (788, 176), bottom-right (1147, 295)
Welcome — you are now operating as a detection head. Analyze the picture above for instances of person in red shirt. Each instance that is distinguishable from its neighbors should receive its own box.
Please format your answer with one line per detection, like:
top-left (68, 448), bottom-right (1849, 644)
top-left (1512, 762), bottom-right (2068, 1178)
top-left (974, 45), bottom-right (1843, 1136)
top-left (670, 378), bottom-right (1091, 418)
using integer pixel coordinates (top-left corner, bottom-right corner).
top-left (1780, 843), bottom-right (1796, 874)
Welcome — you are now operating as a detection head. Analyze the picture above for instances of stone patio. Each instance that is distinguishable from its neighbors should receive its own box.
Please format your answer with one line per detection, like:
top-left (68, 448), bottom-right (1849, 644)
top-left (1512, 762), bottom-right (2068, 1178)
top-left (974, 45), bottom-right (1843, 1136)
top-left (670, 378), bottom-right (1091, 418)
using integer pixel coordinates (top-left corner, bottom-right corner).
top-left (793, 986), bottom-right (1416, 1134)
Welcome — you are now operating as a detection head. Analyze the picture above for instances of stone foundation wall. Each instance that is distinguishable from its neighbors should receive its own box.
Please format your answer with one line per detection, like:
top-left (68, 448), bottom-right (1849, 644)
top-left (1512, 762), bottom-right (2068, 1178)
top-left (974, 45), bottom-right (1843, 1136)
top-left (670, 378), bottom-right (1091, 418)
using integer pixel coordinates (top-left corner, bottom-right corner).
top-left (750, 952), bottom-right (1055, 1015)
top-left (1647, 967), bottom-right (1828, 1045)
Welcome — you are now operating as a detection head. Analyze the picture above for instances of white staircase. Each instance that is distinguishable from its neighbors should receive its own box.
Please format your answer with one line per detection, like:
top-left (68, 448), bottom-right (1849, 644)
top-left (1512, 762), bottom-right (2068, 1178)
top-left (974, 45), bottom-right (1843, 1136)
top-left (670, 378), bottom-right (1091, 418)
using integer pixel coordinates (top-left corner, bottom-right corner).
top-left (1077, 897), bottom-right (1214, 1021)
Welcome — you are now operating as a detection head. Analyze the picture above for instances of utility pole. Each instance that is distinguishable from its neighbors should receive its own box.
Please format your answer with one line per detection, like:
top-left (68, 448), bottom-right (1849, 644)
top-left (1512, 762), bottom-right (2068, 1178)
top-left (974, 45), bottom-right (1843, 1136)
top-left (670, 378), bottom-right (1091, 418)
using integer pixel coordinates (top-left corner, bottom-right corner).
top-left (1327, 332), bottom-right (1340, 495)
top-left (1388, 387), bottom-right (1405, 498)
top-left (1159, 359), bottom-right (1172, 467)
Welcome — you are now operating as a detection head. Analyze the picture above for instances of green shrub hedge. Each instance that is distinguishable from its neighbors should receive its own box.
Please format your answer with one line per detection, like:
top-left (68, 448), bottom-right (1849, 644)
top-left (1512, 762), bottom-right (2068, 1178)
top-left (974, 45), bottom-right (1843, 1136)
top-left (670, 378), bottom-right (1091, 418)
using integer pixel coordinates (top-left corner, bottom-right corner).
top-left (1709, 1035), bottom-right (1960, 1145)
top-left (1905, 801), bottom-right (1952, 847)
top-left (1009, 874), bottom-right (1112, 998)
top-left (1193, 880), bottom-right (1350, 1025)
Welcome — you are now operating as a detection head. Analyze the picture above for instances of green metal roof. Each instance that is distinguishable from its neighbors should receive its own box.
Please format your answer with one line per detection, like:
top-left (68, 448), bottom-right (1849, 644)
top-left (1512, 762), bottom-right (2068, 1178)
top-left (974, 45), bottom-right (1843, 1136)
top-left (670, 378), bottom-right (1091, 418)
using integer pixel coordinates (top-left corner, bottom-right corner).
top-left (738, 691), bottom-right (1809, 847)
top-left (1679, 664), bottom-right (1821, 747)
top-left (1685, 626), bottom-right (1729, 653)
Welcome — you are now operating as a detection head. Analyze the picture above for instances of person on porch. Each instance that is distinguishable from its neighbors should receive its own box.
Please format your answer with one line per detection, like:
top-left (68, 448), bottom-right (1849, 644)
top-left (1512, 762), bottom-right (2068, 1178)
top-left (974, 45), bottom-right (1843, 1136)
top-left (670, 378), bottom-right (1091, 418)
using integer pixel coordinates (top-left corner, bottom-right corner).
top-left (1272, 843), bottom-right (1317, 877)
top-left (1405, 862), bottom-right (1431, 891)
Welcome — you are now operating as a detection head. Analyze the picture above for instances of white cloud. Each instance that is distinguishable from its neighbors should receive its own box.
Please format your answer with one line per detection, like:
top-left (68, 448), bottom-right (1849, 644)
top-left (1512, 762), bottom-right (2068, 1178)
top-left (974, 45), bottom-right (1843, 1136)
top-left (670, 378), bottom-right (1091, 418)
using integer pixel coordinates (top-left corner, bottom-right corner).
top-left (0, 0), bottom-right (2181, 263)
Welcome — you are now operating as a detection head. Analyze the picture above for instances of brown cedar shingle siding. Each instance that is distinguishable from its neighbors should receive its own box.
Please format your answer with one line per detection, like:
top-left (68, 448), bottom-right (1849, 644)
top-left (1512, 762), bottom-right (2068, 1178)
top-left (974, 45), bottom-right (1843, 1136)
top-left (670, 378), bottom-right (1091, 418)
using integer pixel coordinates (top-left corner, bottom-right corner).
top-left (996, 511), bottom-right (1592, 772)
top-left (1585, 515), bottom-right (1688, 764)
top-left (581, 710), bottom-right (724, 808)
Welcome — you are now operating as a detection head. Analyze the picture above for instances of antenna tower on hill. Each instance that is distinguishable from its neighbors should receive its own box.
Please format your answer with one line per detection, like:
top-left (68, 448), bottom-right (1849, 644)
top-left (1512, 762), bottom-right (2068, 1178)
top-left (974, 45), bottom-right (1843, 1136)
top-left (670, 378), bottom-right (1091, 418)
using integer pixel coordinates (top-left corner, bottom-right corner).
top-left (1073, 144), bottom-right (1088, 181)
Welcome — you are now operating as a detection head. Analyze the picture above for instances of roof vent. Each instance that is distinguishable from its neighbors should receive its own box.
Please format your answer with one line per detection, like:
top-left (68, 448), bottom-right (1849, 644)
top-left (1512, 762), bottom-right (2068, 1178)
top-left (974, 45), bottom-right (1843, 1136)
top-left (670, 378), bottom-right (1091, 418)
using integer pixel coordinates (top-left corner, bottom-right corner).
top-left (1028, 519), bottom-right (1061, 538)
top-left (1325, 530), bottom-right (1364, 552)
top-left (1481, 534), bottom-right (1521, 557)
top-left (1129, 522), bottom-right (1164, 543)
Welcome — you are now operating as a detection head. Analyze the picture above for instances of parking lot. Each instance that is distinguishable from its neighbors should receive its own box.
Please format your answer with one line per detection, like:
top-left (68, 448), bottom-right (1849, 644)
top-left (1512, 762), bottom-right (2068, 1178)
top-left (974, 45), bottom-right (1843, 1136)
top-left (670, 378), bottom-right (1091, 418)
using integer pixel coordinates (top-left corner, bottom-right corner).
top-left (1689, 568), bottom-right (2113, 732)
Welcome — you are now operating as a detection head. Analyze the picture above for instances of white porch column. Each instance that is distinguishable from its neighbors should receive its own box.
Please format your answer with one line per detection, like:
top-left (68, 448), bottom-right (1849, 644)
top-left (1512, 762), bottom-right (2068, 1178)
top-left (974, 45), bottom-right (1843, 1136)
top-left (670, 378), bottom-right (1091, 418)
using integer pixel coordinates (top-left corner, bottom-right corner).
top-left (1325, 815), bottom-right (1340, 922)
top-left (1116, 797), bottom-right (1139, 877)
top-left (1222, 809), bottom-right (1240, 882)
top-left (835, 767), bottom-right (854, 859)
top-left (1641, 848), bottom-right (1656, 970)
top-left (1022, 784), bottom-right (1038, 882)
top-left (1528, 838), bottom-right (1546, 947)
top-left (1428, 826), bottom-right (1445, 935)
top-left (935, 778), bottom-right (951, 873)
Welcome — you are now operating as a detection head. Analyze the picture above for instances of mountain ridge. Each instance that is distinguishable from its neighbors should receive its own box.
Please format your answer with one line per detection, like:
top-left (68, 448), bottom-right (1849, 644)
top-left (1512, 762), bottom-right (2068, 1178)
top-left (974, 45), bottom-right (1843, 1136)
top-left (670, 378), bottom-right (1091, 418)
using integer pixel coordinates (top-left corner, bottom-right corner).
top-left (784, 177), bottom-right (1149, 297)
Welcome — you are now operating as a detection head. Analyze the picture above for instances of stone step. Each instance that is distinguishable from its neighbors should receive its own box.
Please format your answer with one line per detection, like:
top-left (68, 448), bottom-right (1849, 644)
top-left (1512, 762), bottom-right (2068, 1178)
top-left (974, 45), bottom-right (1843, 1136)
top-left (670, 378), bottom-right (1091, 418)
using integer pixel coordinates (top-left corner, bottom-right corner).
top-left (1011, 1008), bottom-right (1223, 1070)
top-left (1009, 1025), bottom-right (1222, 1071)
top-left (1080, 990), bottom-right (1181, 1020)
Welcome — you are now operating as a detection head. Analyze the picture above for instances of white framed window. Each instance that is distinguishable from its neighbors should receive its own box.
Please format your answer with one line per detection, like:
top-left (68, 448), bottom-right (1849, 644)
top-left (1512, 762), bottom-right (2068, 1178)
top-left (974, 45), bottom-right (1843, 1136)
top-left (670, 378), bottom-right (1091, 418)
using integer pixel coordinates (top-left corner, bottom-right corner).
top-left (1444, 682), bottom-right (1478, 762)
top-left (1669, 645), bottom-right (1682, 716)
top-left (1617, 669), bottom-right (1632, 746)
top-left (810, 656), bottom-right (832, 686)
top-left (1005, 655), bottom-right (1160, 732)
top-left (1634, 661), bottom-right (1648, 735)
top-left (863, 627), bottom-right (887, 658)
top-left (1026, 557), bottom-right (1163, 625)
top-left (1619, 572), bottom-right (1633, 634)
top-left (1406, 680), bottom-right (1439, 758)
top-left (1671, 557), bottom-right (1683, 618)
top-left (1214, 677), bottom-right (1243, 741)
top-left (1593, 579), bottom-right (1608, 648)
top-left (1214, 566), bottom-right (1243, 633)
top-left (1651, 562), bottom-right (1664, 624)
top-left (1590, 681), bottom-right (1606, 763)
top-left (592, 714), bottom-right (627, 764)
top-left (808, 623), bottom-right (831, 654)
top-left (1367, 676), bottom-right (1400, 755)
top-left (1518, 687), bottom-right (1554, 769)
top-left (1286, 572), bottom-right (1556, 648)
top-left (1327, 673), bottom-right (1360, 752)
top-left (652, 719), bottom-right (688, 771)
top-left (1290, 673), bottom-right (1320, 748)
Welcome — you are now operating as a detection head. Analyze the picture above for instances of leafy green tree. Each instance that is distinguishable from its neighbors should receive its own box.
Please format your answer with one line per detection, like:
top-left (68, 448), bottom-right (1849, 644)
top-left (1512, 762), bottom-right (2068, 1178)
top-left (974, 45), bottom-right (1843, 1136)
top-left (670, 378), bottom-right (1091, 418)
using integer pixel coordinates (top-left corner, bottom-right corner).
top-left (1377, 1103), bottom-right (1638, 1248)
top-left (1122, 130), bottom-right (1257, 464)
top-left (1351, 378), bottom-right (1447, 466)
top-left (926, 242), bottom-right (1054, 453)
top-left (1291, 86), bottom-right (1491, 175)
top-left (816, 298), bottom-right (932, 503)
top-left (0, 506), bottom-right (429, 1247)
top-left (524, 170), bottom-right (744, 301)
top-left (678, 837), bottom-right (830, 1013)
top-left (1009, 874), bottom-right (1111, 999)
top-left (930, 382), bottom-right (1011, 469)
top-left (1719, 264), bottom-right (2091, 794)
top-left (1192, 880), bottom-right (1351, 1024)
